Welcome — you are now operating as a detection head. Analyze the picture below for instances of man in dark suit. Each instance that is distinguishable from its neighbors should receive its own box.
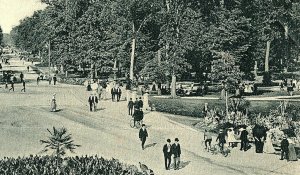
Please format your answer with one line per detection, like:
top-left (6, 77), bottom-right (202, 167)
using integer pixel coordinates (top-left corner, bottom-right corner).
top-left (240, 127), bottom-right (249, 151)
top-left (116, 87), bottom-right (122, 101)
top-left (88, 94), bottom-right (98, 112)
top-left (253, 124), bottom-right (266, 153)
top-left (138, 97), bottom-right (143, 109)
top-left (280, 135), bottom-right (289, 160)
top-left (172, 138), bottom-right (181, 170)
top-left (20, 72), bottom-right (24, 82)
top-left (93, 94), bottom-right (98, 111)
top-left (128, 98), bottom-right (134, 115)
top-left (111, 87), bottom-right (116, 101)
top-left (163, 139), bottom-right (172, 170)
top-left (53, 74), bottom-right (57, 85)
top-left (134, 98), bottom-right (139, 110)
top-left (139, 124), bottom-right (148, 150)
top-left (216, 129), bottom-right (226, 151)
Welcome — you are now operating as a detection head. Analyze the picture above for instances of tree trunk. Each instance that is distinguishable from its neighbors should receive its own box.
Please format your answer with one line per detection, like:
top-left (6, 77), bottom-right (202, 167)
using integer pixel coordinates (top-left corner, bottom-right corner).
top-left (264, 40), bottom-right (270, 72)
top-left (284, 25), bottom-right (288, 71)
top-left (171, 74), bottom-right (176, 98)
top-left (157, 49), bottom-right (161, 65)
top-left (130, 23), bottom-right (136, 82)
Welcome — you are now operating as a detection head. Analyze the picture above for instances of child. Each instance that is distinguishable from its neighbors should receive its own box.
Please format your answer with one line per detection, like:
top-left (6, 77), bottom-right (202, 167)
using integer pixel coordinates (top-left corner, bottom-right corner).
top-left (204, 129), bottom-right (212, 151)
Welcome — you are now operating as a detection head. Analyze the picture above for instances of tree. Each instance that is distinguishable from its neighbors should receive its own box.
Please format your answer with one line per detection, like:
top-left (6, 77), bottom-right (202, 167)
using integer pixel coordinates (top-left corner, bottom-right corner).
top-left (210, 52), bottom-right (244, 91)
top-left (40, 127), bottom-right (80, 168)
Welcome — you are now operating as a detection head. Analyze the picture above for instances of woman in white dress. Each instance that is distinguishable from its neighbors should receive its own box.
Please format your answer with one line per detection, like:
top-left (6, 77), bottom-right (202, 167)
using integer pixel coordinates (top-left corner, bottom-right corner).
top-left (227, 128), bottom-right (236, 148)
top-left (264, 130), bottom-right (275, 154)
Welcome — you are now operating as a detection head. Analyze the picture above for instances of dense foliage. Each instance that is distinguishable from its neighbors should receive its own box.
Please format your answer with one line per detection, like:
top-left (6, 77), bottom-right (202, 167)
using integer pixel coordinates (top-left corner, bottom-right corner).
top-left (10, 0), bottom-right (300, 83)
top-left (0, 155), bottom-right (143, 174)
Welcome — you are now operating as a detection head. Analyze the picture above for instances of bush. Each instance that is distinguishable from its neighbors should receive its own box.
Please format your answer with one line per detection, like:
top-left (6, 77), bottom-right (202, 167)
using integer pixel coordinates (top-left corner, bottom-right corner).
top-left (0, 155), bottom-right (144, 174)
top-left (262, 72), bottom-right (272, 86)
top-left (150, 98), bottom-right (225, 118)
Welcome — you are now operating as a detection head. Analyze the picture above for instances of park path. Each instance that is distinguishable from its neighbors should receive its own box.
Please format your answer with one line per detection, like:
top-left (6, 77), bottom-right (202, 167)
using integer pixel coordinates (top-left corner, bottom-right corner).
top-left (0, 54), bottom-right (299, 175)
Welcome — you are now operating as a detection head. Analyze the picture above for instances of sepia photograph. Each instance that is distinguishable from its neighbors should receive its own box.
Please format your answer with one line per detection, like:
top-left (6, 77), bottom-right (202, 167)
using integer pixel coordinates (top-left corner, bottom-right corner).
top-left (0, 0), bottom-right (300, 174)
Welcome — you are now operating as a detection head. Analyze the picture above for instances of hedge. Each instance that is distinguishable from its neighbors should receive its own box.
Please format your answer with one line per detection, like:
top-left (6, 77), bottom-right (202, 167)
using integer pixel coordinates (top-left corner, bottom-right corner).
top-left (149, 97), bottom-right (300, 119)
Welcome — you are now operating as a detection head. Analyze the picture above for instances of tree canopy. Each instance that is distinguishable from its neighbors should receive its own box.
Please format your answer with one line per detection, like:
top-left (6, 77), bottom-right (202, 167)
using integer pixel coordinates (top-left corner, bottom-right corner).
top-left (10, 0), bottom-right (300, 82)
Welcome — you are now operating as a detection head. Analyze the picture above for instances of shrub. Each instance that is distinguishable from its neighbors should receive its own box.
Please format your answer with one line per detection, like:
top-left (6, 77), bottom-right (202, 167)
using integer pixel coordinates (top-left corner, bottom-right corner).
top-left (262, 72), bottom-right (272, 86)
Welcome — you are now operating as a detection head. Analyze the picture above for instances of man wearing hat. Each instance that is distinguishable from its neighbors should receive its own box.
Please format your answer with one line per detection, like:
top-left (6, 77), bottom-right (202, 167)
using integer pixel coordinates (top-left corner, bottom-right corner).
top-left (216, 129), bottom-right (226, 151)
top-left (139, 124), bottom-right (148, 150)
top-left (172, 138), bottom-right (181, 170)
top-left (280, 135), bottom-right (289, 160)
top-left (163, 139), bottom-right (172, 170)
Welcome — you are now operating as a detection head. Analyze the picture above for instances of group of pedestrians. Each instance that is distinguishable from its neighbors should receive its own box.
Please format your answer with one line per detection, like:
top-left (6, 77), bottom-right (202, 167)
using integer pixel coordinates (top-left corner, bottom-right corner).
top-left (111, 86), bottom-right (122, 102)
top-left (127, 97), bottom-right (143, 116)
top-left (88, 93), bottom-right (99, 112)
top-left (163, 138), bottom-right (181, 170)
top-left (1, 72), bottom-right (26, 92)
top-left (204, 125), bottom-right (298, 162)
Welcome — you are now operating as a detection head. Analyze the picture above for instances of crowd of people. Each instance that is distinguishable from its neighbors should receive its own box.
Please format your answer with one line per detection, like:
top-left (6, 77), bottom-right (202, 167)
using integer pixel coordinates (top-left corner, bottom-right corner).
top-left (202, 104), bottom-right (299, 161)
top-left (0, 155), bottom-right (144, 175)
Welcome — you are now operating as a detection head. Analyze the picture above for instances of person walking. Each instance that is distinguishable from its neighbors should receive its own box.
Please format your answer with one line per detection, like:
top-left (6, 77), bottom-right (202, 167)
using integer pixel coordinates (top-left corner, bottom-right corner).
top-left (94, 93), bottom-right (98, 111)
top-left (172, 138), bottom-right (181, 170)
top-left (163, 139), bottom-right (172, 170)
top-left (48, 75), bottom-right (52, 85)
top-left (280, 136), bottom-right (289, 161)
top-left (53, 74), bottom-right (57, 85)
top-left (253, 124), bottom-right (266, 153)
top-left (116, 86), bottom-right (122, 102)
top-left (9, 80), bottom-right (14, 92)
top-left (128, 98), bottom-right (134, 115)
top-left (37, 76), bottom-right (40, 85)
top-left (227, 127), bottom-right (236, 148)
top-left (21, 80), bottom-right (26, 92)
top-left (19, 72), bottom-right (24, 82)
top-left (139, 124), bottom-right (148, 150)
top-left (264, 130), bottom-right (275, 154)
top-left (288, 137), bottom-right (298, 161)
top-left (88, 94), bottom-right (98, 112)
top-left (240, 127), bottom-right (249, 151)
top-left (216, 129), bottom-right (226, 151)
top-left (50, 93), bottom-right (57, 112)
top-left (27, 66), bottom-right (29, 72)
top-left (204, 129), bottom-right (212, 152)
top-left (111, 86), bottom-right (116, 101)
top-left (134, 98), bottom-right (140, 111)
top-left (138, 97), bottom-right (143, 109)
top-left (97, 84), bottom-right (103, 100)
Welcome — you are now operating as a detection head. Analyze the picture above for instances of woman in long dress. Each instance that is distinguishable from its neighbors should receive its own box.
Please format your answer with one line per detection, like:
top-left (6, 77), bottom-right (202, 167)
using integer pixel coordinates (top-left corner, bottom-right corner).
top-left (264, 130), bottom-right (275, 154)
top-left (227, 128), bottom-right (236, 148)
top-left (50, 93), bottom-right (57, 112)
top-left (288, 138), bottom-right (298, 161)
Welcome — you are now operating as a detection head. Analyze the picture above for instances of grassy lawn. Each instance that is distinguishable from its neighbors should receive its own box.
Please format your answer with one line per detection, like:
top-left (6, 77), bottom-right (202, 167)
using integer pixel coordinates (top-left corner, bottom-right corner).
top-left (150, 97), bottom-right (300, 118)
